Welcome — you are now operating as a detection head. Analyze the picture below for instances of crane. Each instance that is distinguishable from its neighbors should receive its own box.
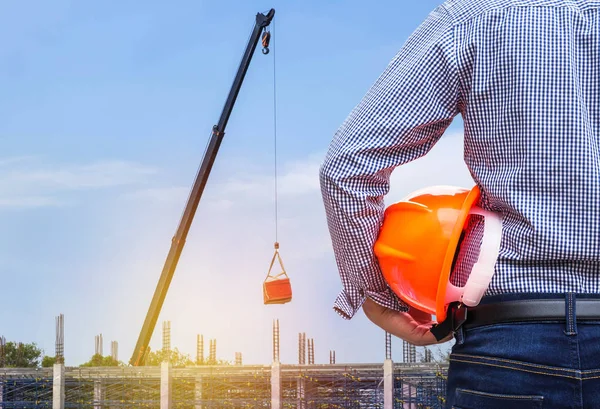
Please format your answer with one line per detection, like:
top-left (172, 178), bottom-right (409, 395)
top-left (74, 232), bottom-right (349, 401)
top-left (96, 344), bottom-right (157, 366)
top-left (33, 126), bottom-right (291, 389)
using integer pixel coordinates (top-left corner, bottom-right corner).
top-left (129, 8), bottom-right (276, 367)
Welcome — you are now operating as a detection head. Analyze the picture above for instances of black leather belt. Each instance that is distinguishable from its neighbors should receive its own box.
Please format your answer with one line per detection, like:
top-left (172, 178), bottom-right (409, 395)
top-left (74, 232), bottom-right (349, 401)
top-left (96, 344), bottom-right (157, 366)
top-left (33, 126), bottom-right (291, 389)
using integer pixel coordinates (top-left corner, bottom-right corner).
top-left (462, 299), bottom-right (600, 330)
top-left (430, 299), bottom-right (600, 340)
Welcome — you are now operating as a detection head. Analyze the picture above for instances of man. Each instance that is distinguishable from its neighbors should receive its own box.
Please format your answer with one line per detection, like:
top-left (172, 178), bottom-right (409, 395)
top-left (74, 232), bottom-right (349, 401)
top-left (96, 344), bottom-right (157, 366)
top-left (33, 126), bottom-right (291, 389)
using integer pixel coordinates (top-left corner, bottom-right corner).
top-left (319, 0), bottom-right (600, 407)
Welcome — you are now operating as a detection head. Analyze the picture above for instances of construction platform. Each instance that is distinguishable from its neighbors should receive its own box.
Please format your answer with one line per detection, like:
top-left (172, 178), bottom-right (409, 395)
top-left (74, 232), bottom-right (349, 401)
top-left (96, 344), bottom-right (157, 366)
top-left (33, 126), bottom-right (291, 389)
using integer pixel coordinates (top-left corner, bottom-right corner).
top-left (0, 362), bottom-right (448, 408)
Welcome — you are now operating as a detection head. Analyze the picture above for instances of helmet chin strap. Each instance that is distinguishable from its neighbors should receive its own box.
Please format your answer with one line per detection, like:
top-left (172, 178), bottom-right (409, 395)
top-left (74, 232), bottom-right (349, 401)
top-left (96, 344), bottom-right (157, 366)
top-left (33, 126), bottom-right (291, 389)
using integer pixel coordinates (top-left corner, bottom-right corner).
top-left (461, 206), bottom-right (503, 306)
top-left (431, 206), bottom-right (503, 341)
top-left (444, 206), bottom-right (503, 306)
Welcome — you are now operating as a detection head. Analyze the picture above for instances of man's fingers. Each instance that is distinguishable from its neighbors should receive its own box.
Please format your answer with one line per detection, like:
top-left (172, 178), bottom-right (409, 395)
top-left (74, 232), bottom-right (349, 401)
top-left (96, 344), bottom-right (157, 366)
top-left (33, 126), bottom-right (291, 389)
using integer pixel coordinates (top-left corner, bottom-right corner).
top-left (403, 318), bottom-right (443, 346)
top-left (362, 298), bottom-right (449, 346)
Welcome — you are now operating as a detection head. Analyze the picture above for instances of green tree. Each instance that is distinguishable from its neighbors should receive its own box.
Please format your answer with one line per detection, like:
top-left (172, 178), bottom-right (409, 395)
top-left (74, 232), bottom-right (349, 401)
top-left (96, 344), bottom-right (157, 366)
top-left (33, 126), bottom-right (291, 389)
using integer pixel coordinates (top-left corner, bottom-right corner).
top-left (79, 353), bottom-right (122, 367)
top-left (141, 347), bottom-right (232, 367)
top-left (432, 345), bottom-right (451, 363)
top-left (41, 355), bottom-right (57, 367)
top-left (3, 342), bottom-right (43, 368)
top-left (199, 358), bottom-right (232, 366)
top-left (144, 348), bottom-right (194, 367)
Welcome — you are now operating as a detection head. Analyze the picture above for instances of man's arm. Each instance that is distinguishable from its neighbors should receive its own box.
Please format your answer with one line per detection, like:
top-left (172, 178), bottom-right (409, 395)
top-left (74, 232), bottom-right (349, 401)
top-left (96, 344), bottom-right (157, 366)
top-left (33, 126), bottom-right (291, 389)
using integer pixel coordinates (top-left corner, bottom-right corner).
top-left (319, 5), bottom-right (461, 323)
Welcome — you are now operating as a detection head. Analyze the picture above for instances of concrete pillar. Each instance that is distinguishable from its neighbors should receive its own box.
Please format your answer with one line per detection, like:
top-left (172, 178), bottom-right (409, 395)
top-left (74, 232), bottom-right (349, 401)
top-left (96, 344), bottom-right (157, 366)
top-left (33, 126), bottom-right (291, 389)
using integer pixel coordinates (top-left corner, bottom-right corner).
top-left (161, 361), bottom-right (172, 409)
top-left (271, 362), bottom-right (281, 409)
top-left (53, 363), bottom-right (65, 409)
top-left (194, 377), bottom-right (203, 409)
top-left (93, 380), bottom-right (103, 409)
top-left (383, 359), bottom-right (393, 409)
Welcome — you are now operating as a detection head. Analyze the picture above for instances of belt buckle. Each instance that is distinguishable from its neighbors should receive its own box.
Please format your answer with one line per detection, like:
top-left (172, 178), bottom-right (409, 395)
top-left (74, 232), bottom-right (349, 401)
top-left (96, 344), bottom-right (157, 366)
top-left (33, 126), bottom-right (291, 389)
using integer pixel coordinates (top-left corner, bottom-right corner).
top-left (430, 302), bottom-right (468, 341)
top-left (453, 303), bottom-right (468, 331)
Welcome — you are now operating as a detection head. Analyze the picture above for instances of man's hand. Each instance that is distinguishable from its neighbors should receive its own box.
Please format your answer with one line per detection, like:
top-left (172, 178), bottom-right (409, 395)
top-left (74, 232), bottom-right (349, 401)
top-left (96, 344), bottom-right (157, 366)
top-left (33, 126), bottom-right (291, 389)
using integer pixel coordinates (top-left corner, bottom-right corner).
top-left (362, 297), bottom-right (453, 346)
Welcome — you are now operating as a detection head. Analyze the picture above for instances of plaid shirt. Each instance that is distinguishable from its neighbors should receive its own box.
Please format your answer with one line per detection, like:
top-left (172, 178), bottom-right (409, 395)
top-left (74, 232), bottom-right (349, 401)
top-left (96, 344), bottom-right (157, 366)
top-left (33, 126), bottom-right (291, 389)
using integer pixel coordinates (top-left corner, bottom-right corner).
top-left (320, 0), bottom-right (600, 320)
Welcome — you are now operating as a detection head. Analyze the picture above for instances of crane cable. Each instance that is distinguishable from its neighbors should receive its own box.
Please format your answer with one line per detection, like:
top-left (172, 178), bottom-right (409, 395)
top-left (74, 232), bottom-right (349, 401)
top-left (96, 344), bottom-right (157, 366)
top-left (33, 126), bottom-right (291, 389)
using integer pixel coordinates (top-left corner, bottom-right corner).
top-left (271, 20), bottom-right (278, 245)
top-left (263, 19), bottom-right (289, 286)
top-left (261, 21), bottom-right (279, 248)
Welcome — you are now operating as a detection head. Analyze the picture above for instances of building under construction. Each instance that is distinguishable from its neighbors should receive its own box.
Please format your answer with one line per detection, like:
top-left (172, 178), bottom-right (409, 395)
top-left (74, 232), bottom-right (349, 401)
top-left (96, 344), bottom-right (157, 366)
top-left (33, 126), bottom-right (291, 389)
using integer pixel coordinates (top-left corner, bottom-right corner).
top-left (0, 317), bottom-right (449, 408)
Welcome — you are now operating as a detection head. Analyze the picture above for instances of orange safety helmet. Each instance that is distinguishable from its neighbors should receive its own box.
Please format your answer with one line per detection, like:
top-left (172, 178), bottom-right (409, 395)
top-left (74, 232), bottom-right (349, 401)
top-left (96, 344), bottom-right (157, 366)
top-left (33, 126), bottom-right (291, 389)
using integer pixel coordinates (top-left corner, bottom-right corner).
top-left (374, 185), bottom-right (502, 323)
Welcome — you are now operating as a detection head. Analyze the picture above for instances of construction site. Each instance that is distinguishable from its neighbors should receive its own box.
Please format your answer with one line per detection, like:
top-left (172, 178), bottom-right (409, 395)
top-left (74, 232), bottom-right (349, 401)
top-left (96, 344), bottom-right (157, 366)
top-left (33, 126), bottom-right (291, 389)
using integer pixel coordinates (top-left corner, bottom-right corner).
top-left (0, 6), bottom-right (452, 409)
top-left (0, 316), bottom-right (449, 409)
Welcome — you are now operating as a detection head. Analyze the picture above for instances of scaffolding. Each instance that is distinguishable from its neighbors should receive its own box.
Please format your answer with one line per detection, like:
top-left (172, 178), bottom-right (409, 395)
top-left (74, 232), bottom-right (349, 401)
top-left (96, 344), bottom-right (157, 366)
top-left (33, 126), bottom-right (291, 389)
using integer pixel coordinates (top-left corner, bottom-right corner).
top-left (0, 363), bottom-right (448, 409)
top-left (63, 367), bottom-right (161, 408)
top-left (402, 341), bottom-right (416, 364)
top-left (393, 365), bottom-right (447, 409)
top-left (0, 368), bottom-right (53, 409)
top-left (0, 316), bottom-right (449, 408)
top-left (281, 365), bottom-right (386, 409)
top-left (173, 366), bottom-right (272, 408)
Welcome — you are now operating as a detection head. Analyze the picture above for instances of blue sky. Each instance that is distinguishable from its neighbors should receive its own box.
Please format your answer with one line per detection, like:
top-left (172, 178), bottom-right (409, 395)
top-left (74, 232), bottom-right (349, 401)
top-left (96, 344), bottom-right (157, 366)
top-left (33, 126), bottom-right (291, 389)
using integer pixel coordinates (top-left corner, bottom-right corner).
top-left (0, 0), bottom-right (472, 366)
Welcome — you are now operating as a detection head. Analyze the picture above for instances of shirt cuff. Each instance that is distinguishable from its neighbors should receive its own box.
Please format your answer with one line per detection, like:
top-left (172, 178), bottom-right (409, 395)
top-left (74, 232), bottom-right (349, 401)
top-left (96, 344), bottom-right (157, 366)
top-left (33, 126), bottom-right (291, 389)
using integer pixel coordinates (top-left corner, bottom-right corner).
top-left (333, 286), bottom-right (409, 320)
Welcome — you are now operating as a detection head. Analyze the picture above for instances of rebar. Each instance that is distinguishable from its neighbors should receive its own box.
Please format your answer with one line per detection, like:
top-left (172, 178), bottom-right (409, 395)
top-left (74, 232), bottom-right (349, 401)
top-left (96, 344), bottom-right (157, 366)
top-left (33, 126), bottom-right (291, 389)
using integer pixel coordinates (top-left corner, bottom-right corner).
top-left (424, 348), bottom-right (432, 363)
top-left (403, 340), bottom-right (416, 363)
top-left (298, 333), bottom-right (306, 365)
top-left (55, 314), bottom-right (64, 364)
top-left (162, 321), bottom-right (171, 362)
top-left (197, 334), bottom-right (204, 364)
top-left (308, 339), bottom-right (314, 364)
top-left (111, 341), bottom-right (118, 362)
top-left (385, 332), bottom-right (392, 360)
top-left (208, 339), bottom-right (216, 364)
top-left (95, 334), bottom-right (103, 356)
top-left (0, 336), bottom-right (6, 367)
top-left (273, 319), bottom-right (280, 363)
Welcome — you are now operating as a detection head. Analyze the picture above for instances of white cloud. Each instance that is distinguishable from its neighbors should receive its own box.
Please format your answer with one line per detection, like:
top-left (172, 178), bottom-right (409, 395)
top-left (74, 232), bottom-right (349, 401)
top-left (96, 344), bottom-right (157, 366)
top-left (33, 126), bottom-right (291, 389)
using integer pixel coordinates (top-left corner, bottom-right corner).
top-left (0, 156), bottom-right (157, 208)
top-left (201, 132), bottom-right (472, 207)
top-left (124, 186), bottom-right (190, 203)
top-left (0, 196), bottom-right (66, 208)
top-left (217, 152), bottom-right (324, 200)
top-left (1, 160), bottom-right (156, 189)
top-left (0, 155), bottom-right (38, 167)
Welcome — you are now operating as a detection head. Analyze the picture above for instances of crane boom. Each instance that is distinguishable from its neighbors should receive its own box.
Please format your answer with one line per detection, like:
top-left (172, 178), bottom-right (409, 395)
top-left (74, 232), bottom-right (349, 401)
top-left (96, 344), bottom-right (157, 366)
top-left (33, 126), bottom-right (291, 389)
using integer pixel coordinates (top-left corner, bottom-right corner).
top-left (130, 8), bottom-right (276, 366)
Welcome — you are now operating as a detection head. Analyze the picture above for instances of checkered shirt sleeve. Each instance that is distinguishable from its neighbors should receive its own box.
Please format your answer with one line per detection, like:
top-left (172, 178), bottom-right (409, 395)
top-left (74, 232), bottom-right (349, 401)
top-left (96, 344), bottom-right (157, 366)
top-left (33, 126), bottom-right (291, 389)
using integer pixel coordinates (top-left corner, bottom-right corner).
top-left (319, 6), bottom-right (459, 319)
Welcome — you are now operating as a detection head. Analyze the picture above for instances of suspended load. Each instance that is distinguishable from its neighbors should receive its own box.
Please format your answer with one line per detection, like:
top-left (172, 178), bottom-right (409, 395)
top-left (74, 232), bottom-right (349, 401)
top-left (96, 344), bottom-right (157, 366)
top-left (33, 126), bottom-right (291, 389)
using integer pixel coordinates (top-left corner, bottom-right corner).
top-left (263, 242), bottom-right (292, 304)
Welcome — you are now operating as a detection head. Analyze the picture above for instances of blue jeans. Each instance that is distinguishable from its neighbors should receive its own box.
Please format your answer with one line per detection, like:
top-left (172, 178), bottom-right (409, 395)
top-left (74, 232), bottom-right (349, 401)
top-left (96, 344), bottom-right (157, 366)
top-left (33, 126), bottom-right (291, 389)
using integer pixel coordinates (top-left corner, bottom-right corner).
top-left (445, 293), bottom-right (600, 409)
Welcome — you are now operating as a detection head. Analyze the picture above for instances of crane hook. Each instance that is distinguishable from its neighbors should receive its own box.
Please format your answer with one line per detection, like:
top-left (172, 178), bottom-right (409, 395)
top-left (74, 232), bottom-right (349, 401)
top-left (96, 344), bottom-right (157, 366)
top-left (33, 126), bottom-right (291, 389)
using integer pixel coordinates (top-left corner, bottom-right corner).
top-left (262, 30), bottom-right (271, 54)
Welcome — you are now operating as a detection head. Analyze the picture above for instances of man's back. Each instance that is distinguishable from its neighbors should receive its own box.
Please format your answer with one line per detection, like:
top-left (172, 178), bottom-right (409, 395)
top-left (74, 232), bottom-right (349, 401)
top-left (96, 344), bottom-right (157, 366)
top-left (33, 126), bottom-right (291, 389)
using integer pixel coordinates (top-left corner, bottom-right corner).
top-left (445, 0), bottom-right (600, 294)
top-left (319, 0), bottom-right (600, 321)
top-left (319, 2), bottom-right (600, 406)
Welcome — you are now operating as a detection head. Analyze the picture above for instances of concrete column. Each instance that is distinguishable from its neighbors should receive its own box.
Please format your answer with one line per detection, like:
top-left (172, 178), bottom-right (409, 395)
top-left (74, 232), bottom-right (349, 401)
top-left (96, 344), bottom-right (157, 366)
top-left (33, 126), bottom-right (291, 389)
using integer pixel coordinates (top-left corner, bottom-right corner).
top-left (160, 361), bottom-right (172, 409)
top-left (271, 362), bottom-right (281, 409)
top-left (0, 382), bottom-right (3, 404)
top-left (194, 377), bottom-right (203, 409)
top-left (383, 359), bottom-right (393, 409)
top-left (53, 363), bottom-right (65, 409)
top-left (93, 380), bottom-right (103, 409)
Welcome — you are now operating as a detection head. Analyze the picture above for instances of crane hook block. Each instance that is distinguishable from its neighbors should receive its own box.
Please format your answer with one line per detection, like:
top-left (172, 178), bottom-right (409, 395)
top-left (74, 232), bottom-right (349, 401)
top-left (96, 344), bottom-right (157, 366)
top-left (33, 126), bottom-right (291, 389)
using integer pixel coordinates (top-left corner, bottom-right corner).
top-left (262, 31), bottom-right (271, 55)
